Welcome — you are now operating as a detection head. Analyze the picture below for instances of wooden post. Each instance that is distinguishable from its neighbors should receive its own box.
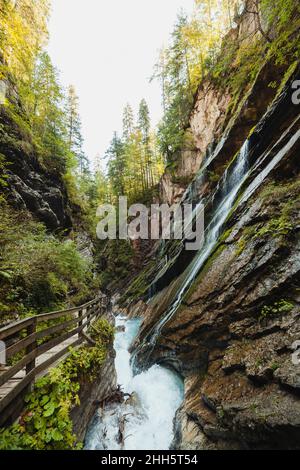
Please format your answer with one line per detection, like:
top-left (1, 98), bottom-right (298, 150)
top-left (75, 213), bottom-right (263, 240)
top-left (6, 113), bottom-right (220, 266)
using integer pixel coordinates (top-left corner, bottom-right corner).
top-left (25, 318), bottom-right (37, 375)
top-left (87, 305), bottom-right (92, 330)
top-left (78, 309), bottom-right (83, 339)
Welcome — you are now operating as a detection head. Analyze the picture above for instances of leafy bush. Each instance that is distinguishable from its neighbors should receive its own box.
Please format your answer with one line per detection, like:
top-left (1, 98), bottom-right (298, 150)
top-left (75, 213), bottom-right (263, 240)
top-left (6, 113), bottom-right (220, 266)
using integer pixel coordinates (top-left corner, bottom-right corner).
top-left (0, 319), bottom-right (113, 450)
top-left (89, 318), bottom-right (115, 345)
top-left (0, 201), bottom-right (98, 323)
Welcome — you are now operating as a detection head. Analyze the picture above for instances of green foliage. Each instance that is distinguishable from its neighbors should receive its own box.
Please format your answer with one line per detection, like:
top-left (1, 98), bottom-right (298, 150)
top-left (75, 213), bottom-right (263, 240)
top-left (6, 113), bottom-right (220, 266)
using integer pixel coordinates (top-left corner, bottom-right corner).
top-left (89, 318), bottom-right (115, 345)
top-left (154, 0), bottom-right (300, 163)
top-left (97, 100), bottom-right (164, 289)
top-left (0, 0), bottom-right (93, 214)
top-left (260, 180), bottom-right (300, 201)
top-left (0, 153), bottom-right (9, 190)
top-left (153, 2), bottom-right (244, 159)
top-left (27, 52), bottom-right (70, 174)
top-left (271, 362), bottom-right (280, 372)
top-left (0, 201), bottom-right (97, 323)
top-left (234, 179), bottom-right (300, 258)
top-left (96, 239), bottom-right (135, 290)
top-left (259, 300), bottom-right (294, 322)
top-left (235, 237), bottom-right (246, 257)
top-left (0, 323), bottom-right (112, 450)
top-left (207, 170), bottom-right (220, 184)
top-left (261, 0), bottom-right (300, 64)
top-left (154, 14), bottom-right (195, 157)
top-left (0, 3), bottom-right (103, 321)
top-left (254, 217), bottom-right (293, 239)
top-left (211, 0), bottom-right (300, 105)
top-left (118, 259), bottom-right (158, 306)
top-left (0, 0), bottom-right (50, 83)
top-left (65, 85), bottom-right (89, 174)
top-left (107, 132), bottom-right (127, 197)
top-left (105, 100), bottom-right (164, 205)
top-left (255, 180), bottom-right (300, 241)
top-left (275, 61), bottom-right (299, 99)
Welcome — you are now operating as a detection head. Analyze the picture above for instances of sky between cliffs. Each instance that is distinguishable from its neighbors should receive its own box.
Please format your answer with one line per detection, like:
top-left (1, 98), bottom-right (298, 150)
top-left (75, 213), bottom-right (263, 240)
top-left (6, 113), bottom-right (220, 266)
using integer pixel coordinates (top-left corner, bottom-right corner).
top-left (48, 0), bottom-right (194, 169)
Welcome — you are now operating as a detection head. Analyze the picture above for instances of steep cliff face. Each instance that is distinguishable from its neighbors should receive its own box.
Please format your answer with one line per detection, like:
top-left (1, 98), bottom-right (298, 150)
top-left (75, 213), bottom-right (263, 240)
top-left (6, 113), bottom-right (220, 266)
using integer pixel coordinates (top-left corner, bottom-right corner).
top-left (168, 160), bottom-right (300, 450)
top-left (158, 3), bottom-right (283, 207)
top-left (159, 150), bottom-right (200, 205)
top-left (0, 105), bottom-right (73, 231)
top-left (0, 80), bottom-right (98, 324)
top-left (123, 7), bottom-right (300, 449)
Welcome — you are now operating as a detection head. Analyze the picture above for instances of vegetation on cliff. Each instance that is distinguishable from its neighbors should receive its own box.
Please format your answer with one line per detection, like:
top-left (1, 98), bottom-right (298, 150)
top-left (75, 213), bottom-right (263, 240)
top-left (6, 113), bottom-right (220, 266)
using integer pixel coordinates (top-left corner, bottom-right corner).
top-left (153, 0), bottom-right (300, 160)
top-left (0, 200), bottom-right (99, 323)
top-left (0, 0), bottom-right (104, 322)
top-left (120, 0), bottom-right (300, 310)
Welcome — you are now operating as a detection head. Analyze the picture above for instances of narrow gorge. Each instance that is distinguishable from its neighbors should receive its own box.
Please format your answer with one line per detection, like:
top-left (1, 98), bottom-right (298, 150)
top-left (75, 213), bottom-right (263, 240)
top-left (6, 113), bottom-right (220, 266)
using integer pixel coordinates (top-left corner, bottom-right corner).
top-left (114, 5), bottom-right (300, 451)
top-left (0, 0), bottom-right (300, 453)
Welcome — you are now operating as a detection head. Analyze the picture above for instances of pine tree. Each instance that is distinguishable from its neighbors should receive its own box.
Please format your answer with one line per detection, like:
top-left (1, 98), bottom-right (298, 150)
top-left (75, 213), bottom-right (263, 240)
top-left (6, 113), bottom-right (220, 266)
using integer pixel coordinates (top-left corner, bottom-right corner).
top-left (138, 99), bottom-right (153, 188)
top-left (106, 132), bottom-right (126, 198)
top-left (122, 103), bottom-right (134, 140)
top-left (138, 99), bottom-right (150, 144)
top-left (66, 85), bottom-right (88, 173)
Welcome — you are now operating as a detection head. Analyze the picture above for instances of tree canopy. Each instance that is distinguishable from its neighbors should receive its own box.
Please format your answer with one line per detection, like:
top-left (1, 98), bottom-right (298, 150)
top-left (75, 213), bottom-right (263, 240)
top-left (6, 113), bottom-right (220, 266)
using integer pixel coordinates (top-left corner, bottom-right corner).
top-left (103, 100), bottom-right (164, 205)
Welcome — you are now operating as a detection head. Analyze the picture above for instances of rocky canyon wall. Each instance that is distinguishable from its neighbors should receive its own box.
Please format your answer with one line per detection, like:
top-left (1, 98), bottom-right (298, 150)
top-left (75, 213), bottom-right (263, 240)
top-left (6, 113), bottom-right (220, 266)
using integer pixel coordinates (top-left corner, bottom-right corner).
top-left (0, 83), bottom-right (73, 231)
top-left (124, 4), bottom-right (300, 450)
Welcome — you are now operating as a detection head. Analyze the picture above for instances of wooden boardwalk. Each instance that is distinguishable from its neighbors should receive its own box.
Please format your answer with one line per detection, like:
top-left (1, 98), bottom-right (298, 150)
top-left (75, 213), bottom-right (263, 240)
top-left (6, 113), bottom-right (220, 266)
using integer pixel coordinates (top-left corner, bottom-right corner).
top-left (0, 335), bottom-right (77, 401)
top-left (0, 296), bottom-right (107, 427)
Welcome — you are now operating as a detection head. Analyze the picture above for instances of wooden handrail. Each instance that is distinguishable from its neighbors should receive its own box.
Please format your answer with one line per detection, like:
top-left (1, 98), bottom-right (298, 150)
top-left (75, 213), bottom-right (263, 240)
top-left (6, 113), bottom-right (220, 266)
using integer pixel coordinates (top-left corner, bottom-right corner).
top-left (0, 296), bottom-right (103, 341)
top-left (0, 294), bottom-right (108, 427)
top-left (0, 318), bottom-right (34, 342)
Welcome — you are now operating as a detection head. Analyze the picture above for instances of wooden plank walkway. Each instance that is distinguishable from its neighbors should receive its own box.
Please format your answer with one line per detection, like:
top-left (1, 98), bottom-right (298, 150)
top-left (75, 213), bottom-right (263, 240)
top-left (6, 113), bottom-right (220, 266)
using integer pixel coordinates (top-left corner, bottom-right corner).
top-left (0, 335), bottom-right (77, 401)
top-left (0, 295), bottom-right (108, 426)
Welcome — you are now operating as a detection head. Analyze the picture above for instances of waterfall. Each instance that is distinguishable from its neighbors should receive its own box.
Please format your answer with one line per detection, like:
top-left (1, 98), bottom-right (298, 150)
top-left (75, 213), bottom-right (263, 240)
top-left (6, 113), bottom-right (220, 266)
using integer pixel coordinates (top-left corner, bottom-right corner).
top-left (145, 141), bottom-right (250, 347)
top-left (148, 137), bottom-right (248, 299)
top-left (85, 100), bottom-right (300, 453)
top-left (134, 114), bottom-right (300, 364)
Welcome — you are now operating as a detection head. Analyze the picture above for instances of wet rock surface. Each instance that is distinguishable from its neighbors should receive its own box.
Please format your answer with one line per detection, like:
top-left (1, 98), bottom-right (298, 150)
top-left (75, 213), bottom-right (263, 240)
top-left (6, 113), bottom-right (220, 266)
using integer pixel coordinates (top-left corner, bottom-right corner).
top-left (137, 166), bottom-right (300, 448)
top-left (130, 65), bottom-right (300, 448)
top-left (0, 107), bottom-right (73, 230)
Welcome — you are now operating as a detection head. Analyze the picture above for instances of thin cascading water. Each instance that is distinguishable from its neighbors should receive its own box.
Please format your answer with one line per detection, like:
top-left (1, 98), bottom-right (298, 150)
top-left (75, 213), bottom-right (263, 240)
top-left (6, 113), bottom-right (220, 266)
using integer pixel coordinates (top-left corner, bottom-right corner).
top-left (151, 135), bottom-right (228, 275)
top-left (134, 140), bottom-right (250, 358)
top-left (134, 111), bottom-right (300, 367)
top-left (85, 316), bottom-right (184, 450)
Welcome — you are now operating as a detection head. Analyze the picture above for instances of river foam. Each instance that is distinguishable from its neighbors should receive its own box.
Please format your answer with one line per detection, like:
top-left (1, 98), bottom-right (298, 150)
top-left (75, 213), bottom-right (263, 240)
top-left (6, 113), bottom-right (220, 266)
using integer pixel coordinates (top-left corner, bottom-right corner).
top-left (85, 316), bottom-right (183, 450)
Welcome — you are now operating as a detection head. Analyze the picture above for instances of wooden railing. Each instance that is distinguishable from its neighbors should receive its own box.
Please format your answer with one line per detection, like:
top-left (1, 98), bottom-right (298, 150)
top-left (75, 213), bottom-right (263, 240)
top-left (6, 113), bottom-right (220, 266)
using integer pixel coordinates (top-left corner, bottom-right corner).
top-left (0, 295), bottom-right (108, 427)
